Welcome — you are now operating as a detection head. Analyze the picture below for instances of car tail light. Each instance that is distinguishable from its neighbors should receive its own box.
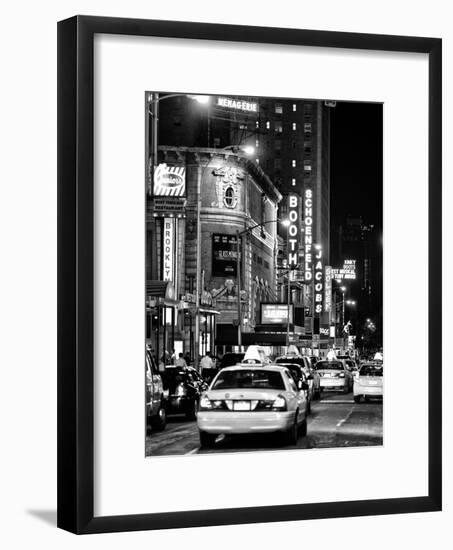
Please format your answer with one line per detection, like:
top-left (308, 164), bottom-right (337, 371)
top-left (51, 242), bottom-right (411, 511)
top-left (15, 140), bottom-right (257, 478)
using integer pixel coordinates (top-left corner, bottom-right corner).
top-left (338, 372), bottom-right (345, 378)
top-left (199, 395), bottom-right (226, 410)
top-left (272, 395), bottom-right (287, 411)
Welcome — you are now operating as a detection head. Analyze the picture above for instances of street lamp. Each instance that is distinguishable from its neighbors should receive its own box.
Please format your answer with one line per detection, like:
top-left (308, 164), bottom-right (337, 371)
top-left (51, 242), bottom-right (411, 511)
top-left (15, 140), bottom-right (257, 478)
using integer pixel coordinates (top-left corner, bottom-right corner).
top-left (236, 218), bottom-right (289, 351)
top-left (147, 92), bottom-right (211, 194)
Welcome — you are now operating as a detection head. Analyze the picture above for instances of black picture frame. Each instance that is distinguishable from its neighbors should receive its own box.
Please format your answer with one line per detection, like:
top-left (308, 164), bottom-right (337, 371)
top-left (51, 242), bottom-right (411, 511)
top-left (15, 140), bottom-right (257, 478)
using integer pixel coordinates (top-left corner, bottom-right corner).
top-left (57, 15), bottom-right (442, 534)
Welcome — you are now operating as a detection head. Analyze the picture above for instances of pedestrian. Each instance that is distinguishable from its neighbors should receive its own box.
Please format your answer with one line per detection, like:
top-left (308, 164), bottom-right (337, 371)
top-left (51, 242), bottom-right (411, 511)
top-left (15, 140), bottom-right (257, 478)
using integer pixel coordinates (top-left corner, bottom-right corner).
top-left (183, 351), bottom-right (191, 366)
top-left (170, 348), bottom-right (177, 365)
top-left (175, 352), bottom-right (187, 368)
top-left (200, 352), bottom-right (215, 381)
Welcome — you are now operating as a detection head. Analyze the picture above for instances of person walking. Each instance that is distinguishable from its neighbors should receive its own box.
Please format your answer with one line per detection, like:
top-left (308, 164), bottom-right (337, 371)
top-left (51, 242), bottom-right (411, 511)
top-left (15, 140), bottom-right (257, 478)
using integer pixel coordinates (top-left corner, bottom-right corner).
top-left (200, 352), bottom-right (215, 382)
top-left (175, 352), bottom-right (187, 368)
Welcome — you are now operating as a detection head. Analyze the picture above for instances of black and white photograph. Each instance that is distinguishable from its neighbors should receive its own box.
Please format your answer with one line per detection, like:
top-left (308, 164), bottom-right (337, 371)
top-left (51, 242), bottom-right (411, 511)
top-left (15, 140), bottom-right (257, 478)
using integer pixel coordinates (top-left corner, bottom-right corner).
top-left (145, 92), bottom-right (383, 456)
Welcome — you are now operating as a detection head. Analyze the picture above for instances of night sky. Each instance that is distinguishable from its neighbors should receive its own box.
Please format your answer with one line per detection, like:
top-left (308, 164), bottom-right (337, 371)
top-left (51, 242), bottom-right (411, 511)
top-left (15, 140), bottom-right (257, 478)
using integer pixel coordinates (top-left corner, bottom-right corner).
top-left (330, 101), bottom-right (383, 232)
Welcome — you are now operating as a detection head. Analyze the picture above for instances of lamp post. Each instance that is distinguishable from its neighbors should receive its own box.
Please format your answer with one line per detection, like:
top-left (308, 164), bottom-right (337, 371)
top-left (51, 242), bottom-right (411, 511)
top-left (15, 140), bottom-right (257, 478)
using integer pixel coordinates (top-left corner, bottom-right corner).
top-left (147, 93), bottom-right (210, 365)
top-left (148, 92), bottom-right (210, 194)
top-left (236, 218), bottom-right (289, 351)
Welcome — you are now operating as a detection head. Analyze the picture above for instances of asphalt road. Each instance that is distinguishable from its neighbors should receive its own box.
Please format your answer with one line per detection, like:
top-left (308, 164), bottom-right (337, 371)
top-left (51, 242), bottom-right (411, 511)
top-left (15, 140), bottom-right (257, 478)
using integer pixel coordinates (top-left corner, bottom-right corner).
top-left (145, 391), bottom-right (383, 457)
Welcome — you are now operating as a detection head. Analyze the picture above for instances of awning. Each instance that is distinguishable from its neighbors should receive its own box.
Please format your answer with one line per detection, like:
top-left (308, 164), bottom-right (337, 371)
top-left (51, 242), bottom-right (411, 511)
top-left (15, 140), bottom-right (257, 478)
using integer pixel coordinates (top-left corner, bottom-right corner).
top-left (146, 280), bottom-right (179, 306)
top-left (215, 324), bottom-right (287, 346)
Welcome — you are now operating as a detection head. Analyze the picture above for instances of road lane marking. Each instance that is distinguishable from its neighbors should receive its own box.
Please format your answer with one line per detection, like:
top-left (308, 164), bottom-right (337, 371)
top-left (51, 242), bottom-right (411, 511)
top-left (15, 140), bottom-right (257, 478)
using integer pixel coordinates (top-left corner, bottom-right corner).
top-left (336, 408), bottom-right (354, 428)
top-left (185, 447), bottom-right (200, 455)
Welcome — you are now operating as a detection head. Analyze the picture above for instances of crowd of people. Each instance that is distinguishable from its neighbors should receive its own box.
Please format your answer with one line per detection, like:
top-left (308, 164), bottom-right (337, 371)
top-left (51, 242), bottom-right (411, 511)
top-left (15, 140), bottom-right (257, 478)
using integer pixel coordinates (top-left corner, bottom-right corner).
top-left (149, 348), bottom-right (221, 383)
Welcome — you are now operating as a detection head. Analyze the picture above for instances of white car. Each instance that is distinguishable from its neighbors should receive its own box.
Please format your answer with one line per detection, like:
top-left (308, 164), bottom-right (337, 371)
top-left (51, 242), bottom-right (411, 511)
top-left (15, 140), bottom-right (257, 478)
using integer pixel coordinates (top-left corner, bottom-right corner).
top-left (315, 359), bottom-right (354, 393)
top-left (353, 363), bottom-right (383, 402)
top-left (197, 364), bottom-right (308, 448)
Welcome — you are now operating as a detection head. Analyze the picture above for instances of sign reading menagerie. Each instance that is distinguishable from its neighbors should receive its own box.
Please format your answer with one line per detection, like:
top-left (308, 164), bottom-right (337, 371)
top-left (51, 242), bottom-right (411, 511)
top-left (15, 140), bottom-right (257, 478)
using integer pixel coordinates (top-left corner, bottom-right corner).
top-left (216, 97), bottom-right (258, 113)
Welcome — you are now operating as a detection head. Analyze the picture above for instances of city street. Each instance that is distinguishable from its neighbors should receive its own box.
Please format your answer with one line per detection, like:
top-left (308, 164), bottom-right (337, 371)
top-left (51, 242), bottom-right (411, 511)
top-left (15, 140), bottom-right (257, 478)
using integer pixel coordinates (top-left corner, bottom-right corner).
top-left (145, 392), bottom-right (383, 457)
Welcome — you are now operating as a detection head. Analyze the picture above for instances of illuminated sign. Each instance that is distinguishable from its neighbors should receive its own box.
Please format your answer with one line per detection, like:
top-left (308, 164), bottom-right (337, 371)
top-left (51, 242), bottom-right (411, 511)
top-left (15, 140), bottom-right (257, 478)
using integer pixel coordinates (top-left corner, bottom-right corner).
top-left (216, 97), bottom-right (258, 113)
top-left (162, 218), bottom-right (175, 281)
top-left (304, 189), bottom-right (313, 281)
top-left (287, 194), bottom-right (300, 269)
top-left (331, 259), bottom-right (356, 281)
top-left (261, 303), bottom-right (293, 325)
top-left (154, 163), bottom-right (185, 197)
top-left (324, 266), bottom-right (332, 313)
top-left (314, 247), bottom-right (323, 315)
top-left (212, 234), bottom-right (240, 276)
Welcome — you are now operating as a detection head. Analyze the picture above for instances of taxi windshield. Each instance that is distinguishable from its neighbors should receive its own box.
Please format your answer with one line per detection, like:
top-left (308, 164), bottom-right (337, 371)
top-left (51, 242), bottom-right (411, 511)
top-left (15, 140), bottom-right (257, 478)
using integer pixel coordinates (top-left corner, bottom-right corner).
top-left (212, 369), bottom-right (285, 390)
top-left (360, 365), bottom-right (383, 376)
top-left (316, 361), bottom-right (343, 370)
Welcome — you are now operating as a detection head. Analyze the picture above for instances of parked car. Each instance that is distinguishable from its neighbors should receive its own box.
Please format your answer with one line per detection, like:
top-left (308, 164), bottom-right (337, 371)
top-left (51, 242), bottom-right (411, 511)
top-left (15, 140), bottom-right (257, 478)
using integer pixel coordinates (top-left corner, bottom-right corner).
top-left (275, 355), bottom-right (321, 399)
top-left (353, 362), bottom-right (383, 402)
top-left (161, 366), bottom-right (208, 420)
top-left (315, 359), bottom-right (353, 393)
top-left (271, 362), bottom-right (313, 414)
top-left (197, 364), bottom-right (308, 448)
top-left (146, 348), bottom-right (167, 431)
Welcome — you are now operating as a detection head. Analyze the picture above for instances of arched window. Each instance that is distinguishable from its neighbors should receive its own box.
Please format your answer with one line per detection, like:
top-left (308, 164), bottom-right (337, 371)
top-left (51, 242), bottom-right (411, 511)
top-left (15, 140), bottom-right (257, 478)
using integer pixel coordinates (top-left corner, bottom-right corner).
top-left (224, 186), bottom-right (235, 208)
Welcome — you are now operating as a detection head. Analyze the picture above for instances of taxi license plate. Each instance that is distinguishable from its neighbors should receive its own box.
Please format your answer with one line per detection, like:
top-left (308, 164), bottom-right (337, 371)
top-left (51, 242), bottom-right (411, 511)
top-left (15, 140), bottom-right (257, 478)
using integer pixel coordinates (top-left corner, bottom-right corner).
top-left (369, 381), bottom-right (378, 385)
top-left (233, 401), bottom-right (250, 411)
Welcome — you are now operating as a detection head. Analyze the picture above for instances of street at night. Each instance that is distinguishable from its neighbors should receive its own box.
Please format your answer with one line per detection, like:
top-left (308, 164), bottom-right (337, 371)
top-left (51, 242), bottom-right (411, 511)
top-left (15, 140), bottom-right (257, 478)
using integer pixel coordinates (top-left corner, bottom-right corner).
top-left (145, 92), bottom-right (383, 456)
top-left (146, 391), bottom-right (382, 456)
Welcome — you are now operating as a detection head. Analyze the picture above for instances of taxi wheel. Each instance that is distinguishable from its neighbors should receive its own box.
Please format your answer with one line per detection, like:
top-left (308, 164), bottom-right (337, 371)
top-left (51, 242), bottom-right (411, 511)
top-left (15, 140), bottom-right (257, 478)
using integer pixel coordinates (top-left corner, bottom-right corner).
top-left (299, 417), bottom-right (307, 437)
top-left (186, 399), bottom-right (198, 421)
top-left (199, 431), bottom-right (217, 448)
top-left (151, 405), bottom-right (167, 431)
top-left (354, 395), bottom-right (361, 403)
top-left (284, 413), bottom-right (299, 445)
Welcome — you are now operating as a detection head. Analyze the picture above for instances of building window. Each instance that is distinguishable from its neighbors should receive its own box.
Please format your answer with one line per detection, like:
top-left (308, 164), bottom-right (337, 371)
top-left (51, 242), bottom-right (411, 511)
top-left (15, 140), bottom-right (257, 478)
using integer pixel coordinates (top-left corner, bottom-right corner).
top-left (266, 121), bottom-right (270, 129)
top-left (275, 139), bottom-right (282, 151)
top-left (223, 186), bottom-right (237, 208)
top-left (304, 122), bottom-right (312, 132)
top-left (292, 178), bottom-right (296, 186)
top-left (292, 122), bottom-right (297, 131)
top-left (257, 256), bottom-right (263, 265)
top-left (292, 141), bottom-right (296, 149)
top-left (274, 158), bottom-right (282, 169)
top-left (275, 124), bottom-right (283, 134)
top-left (293, 104), bottom-right (297, 111)
top-left (264, 260), bottom-right (270, 269)
top-left (275, 103), bottom-right (283, 114)
top-left (292, 159), bottom-right (296, 167)
top-left (255, 139), bottom-right (259, 148)
top-left (256, 121), bottom-right (260, 129)
top-left (304, 103), bottom-right (313, 112)
top-left (304, 141), bottom-right (312, 154)
top-left (214, 137), bottom-right (221, 147)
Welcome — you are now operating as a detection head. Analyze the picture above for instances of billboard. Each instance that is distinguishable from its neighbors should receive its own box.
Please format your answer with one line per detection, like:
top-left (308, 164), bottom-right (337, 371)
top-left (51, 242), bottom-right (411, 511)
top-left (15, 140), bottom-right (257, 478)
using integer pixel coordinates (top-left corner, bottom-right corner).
top-left (331, 259), bottom-right (356, 281)
top-left (261, 303), bottom-right (294, 325)
top-left (212, 234), bottom-right (240, 277)
top-left (153, 163), bottom-right (185, 197)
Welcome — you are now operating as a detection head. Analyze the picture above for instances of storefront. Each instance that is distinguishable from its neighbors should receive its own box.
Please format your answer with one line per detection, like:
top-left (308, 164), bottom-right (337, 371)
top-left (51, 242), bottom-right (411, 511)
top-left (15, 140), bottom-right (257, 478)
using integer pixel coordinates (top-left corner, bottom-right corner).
top-left (146, 280), bottom-right (180, 365)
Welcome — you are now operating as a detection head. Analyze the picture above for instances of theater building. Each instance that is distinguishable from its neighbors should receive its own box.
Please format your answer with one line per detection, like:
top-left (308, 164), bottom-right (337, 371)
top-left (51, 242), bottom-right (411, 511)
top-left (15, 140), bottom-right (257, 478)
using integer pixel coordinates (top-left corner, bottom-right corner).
top-left (146, 146), bottom-right (282, 362)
